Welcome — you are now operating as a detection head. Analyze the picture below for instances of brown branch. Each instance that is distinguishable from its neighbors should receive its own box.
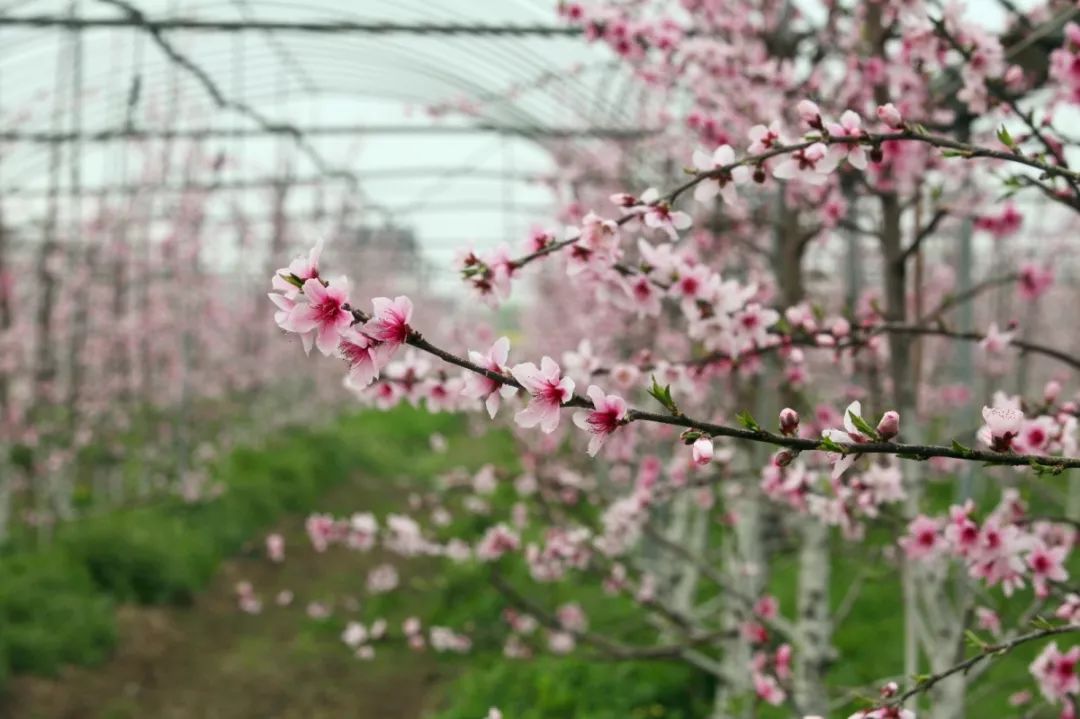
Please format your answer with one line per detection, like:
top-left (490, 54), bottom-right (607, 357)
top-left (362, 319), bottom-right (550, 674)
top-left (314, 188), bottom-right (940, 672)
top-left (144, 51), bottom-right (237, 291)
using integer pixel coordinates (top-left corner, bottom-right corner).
top-left (885, 624), bottom-right (1080, 708)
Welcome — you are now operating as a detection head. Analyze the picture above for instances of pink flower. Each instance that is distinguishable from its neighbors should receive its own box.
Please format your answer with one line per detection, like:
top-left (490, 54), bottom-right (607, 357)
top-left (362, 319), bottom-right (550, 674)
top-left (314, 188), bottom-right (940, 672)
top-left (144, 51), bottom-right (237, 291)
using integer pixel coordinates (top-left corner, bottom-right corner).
top-left (338, 327), bottom-right (389, 389)
top-left (900, 514), bottom-right (942, 560)
top-left (1028, 541), bottom-right (1069, 595)
top-left (772, 142), bottom-right (837, 185)
top-left (748, 122), bottom-right (783, 154)
top-left (976, 606), bottom-right (1002, 636)
top-left (796, 99), bottom-right (822, 128)
top-left (271, 238), bottom-right (323, 296)
top-left (287, 277), bottom-right (353, 355)
top-left (981, 405), bottom-right (1024, 452)
top-left (1031, 642), bottom-right (1080, 703)
top-left (692, 437), bottom-right (714, 466)
top-left (1018, 262), bottom-right (1054, 301)
top-left (638, 188), bottom-right (692, 240)
top-left (775, 644), bottom-right (792, 680)
top-left (979, 322), bottom-right (1014, 355)
top-left (825, 110), bottom-right (868, 169)
top-left (1057, 594), bottom-right (1080, 624)
top-left (476, 523), bottom-right (521, 561)
top-left (265, 533), bottom-right (285, 563)
top-left (753, 672), bottom-right (785, 706)
top-left (573, 385), bottom-right (629, 456)
top-left (822, 400), bottom-right (871, 478)
top-left (877, 103), bottom-right (904, 129)
top-left (365, 295), bottom-right (414, 349)
top-left (510, 357), bottom-right (575, 433)
top-left (692, 145), bottom-right (750, 204)
top-left (462, 337), bottom-right (518, 418)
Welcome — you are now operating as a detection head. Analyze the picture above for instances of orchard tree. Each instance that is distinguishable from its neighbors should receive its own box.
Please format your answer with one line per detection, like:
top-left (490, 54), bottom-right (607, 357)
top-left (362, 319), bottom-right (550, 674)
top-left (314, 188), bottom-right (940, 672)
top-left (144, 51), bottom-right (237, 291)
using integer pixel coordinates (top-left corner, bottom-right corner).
top-left (271, 1), bottom-right (1080, 718)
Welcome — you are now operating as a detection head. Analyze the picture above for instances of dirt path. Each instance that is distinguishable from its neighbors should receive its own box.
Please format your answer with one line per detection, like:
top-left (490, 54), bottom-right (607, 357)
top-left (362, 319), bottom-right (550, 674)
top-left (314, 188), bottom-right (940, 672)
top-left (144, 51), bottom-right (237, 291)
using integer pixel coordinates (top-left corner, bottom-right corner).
top-left (3, 476), bottom-right (449, 719)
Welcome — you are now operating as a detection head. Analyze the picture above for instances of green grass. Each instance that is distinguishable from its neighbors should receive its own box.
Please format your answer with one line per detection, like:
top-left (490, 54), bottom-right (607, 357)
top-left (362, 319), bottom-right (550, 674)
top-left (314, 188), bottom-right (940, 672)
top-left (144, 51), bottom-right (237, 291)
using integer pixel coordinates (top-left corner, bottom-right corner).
top-left (0, 406), bottom-right (485, 689)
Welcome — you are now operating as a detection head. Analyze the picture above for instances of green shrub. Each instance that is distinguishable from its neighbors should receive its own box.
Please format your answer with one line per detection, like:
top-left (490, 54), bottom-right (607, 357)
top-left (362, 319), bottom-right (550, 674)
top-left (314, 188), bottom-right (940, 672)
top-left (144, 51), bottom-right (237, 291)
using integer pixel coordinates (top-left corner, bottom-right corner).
top-left (433, 656), bottom-right (712, 719)
top-left (0, 553), bottom-right (116, 675)
top-left (61, 513), bottom-right (218, 605)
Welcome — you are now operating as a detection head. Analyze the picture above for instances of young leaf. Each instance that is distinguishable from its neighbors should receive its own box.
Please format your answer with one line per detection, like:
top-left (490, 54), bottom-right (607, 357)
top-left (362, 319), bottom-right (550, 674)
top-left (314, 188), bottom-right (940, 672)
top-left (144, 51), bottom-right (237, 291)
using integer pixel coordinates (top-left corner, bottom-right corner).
top-left (279, 272), bottom-right (304, 290)
top-left (647, 375), bottom-right (678, 415)
top-left (996, 125), bottom-right (1015, 149)
top-left (847, 410), bottom-right (880, 441)
top-left (735, 410), bottom-right (761, 433)
top-left (819, 435), bottom-right (845, 454)
top-left (950, 439), bottom-right (973, 456)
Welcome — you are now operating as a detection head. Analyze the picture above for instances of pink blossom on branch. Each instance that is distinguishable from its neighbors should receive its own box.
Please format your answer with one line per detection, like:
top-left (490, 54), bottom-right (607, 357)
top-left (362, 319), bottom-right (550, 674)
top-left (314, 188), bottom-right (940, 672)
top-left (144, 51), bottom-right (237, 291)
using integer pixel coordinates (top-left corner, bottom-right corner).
top-left (691, 436), bottom-right (714, 466)
top-left (338, 328), bottom-right (389, 389)
top-left (1030, 642), bottom-right (1080, 704)
top-left (635, 188), bottom-right (692, 240)
top-left (573, 385), bottom-right (629, 456)
top-left (825, 110), bottom-right (868, 170)
top-left (692, 144), bottom-right (750, 204)
top-left (980, 405), bottom-right (1024, 452)
top-left (461, 337), bottom-right (517, 419)
top-left (510, 357), bottom-right (575, 433)
top-left (287, 277), bottom-right (353, 356)
top-left (365, 295), bottom-right (414, 350)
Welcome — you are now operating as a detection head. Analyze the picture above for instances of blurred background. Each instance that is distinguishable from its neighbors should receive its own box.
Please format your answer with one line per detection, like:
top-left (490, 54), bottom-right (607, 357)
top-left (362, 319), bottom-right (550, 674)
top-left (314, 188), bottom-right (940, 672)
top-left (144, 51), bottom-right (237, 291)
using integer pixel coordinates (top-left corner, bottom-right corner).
top-left (0, 2), bottom-right (666, 717)
top-left (0, 1), bottom-right (1077, 718)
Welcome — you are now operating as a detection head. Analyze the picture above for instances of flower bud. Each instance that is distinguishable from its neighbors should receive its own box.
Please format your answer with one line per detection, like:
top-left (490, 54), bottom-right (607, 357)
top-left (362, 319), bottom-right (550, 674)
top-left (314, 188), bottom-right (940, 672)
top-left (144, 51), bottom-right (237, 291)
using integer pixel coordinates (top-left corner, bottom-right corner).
top-left (773, 449), bottom-right (796, 467)
top-left (779, 408), bottom-right (800, 436)
top-left (876, 410), bottom-right (900, 440)
top-left (1045, 380), bottom-right (1062, 404)
top-left (880, 681), bottom-right (899, 698)
top-left (692, 437), bottom-right (714, 466)
top-left (876, 103), bottom-right (903, 129)
top-left (797, 99), bottom-right (822, 128)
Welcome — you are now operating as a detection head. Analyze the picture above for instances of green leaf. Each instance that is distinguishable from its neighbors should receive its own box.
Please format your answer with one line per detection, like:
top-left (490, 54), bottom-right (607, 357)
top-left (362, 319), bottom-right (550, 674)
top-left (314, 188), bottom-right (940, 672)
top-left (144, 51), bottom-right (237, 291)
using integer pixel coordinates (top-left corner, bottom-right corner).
top-left (1030, 615), bottom-right (1056, 631)
top-left (950, 440), bottom-right (973, 456)
top-left (818, 436), bottom-right (845, 454)
top-left (647, 375), bottom-right (678, 415)
top-left (996, 125), bottom-right (1015, 148)
top-left (847, 410), bottom-right (879, 441)
top-left (279, 272), bottom-right (304, 290)
top-left (735, 411), bottom-right (761, 433)
top-left (1029, 459), bottom-right (1066, 477)
top-left (680, 429), bottom-right (704, 445)
top-left (964, 629), bottom-right (987, 650)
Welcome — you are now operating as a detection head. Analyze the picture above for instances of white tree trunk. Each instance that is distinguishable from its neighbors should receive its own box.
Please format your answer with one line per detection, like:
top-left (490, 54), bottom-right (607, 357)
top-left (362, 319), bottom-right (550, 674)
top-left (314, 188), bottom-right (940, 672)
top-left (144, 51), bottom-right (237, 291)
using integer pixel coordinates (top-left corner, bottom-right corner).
top-left (794, 517), bottom-right (831, 714)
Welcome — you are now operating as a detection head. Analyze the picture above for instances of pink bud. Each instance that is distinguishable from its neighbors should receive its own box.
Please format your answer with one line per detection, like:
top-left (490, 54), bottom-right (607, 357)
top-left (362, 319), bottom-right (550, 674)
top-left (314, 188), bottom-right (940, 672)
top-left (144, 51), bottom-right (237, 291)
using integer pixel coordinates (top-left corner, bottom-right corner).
top-left (773, 449), bottom-right (796, 467)
top-left (1044, 380), bottom-right (1062, 404)
top-left (797, 99), bottom-right (822, 127)
top-left (831, 317), bottom-right (851, 337)
top-left (880, 681), bottom-right (899, 698)
top-left (876, 103), bottom-right (903, 129)
top-left (692, 437), bottom-right (714, 466)
top-left (876, 411), bottom-right (900, 440)
top-left (779, 408), bottom-right (799, 436)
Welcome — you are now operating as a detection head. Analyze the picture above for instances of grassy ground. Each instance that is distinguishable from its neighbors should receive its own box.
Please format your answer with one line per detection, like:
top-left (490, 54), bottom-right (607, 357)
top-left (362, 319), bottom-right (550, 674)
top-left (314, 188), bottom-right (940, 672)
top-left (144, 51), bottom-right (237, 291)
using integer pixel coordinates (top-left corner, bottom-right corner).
top-left (1, 408), bottom-right (512, 719)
